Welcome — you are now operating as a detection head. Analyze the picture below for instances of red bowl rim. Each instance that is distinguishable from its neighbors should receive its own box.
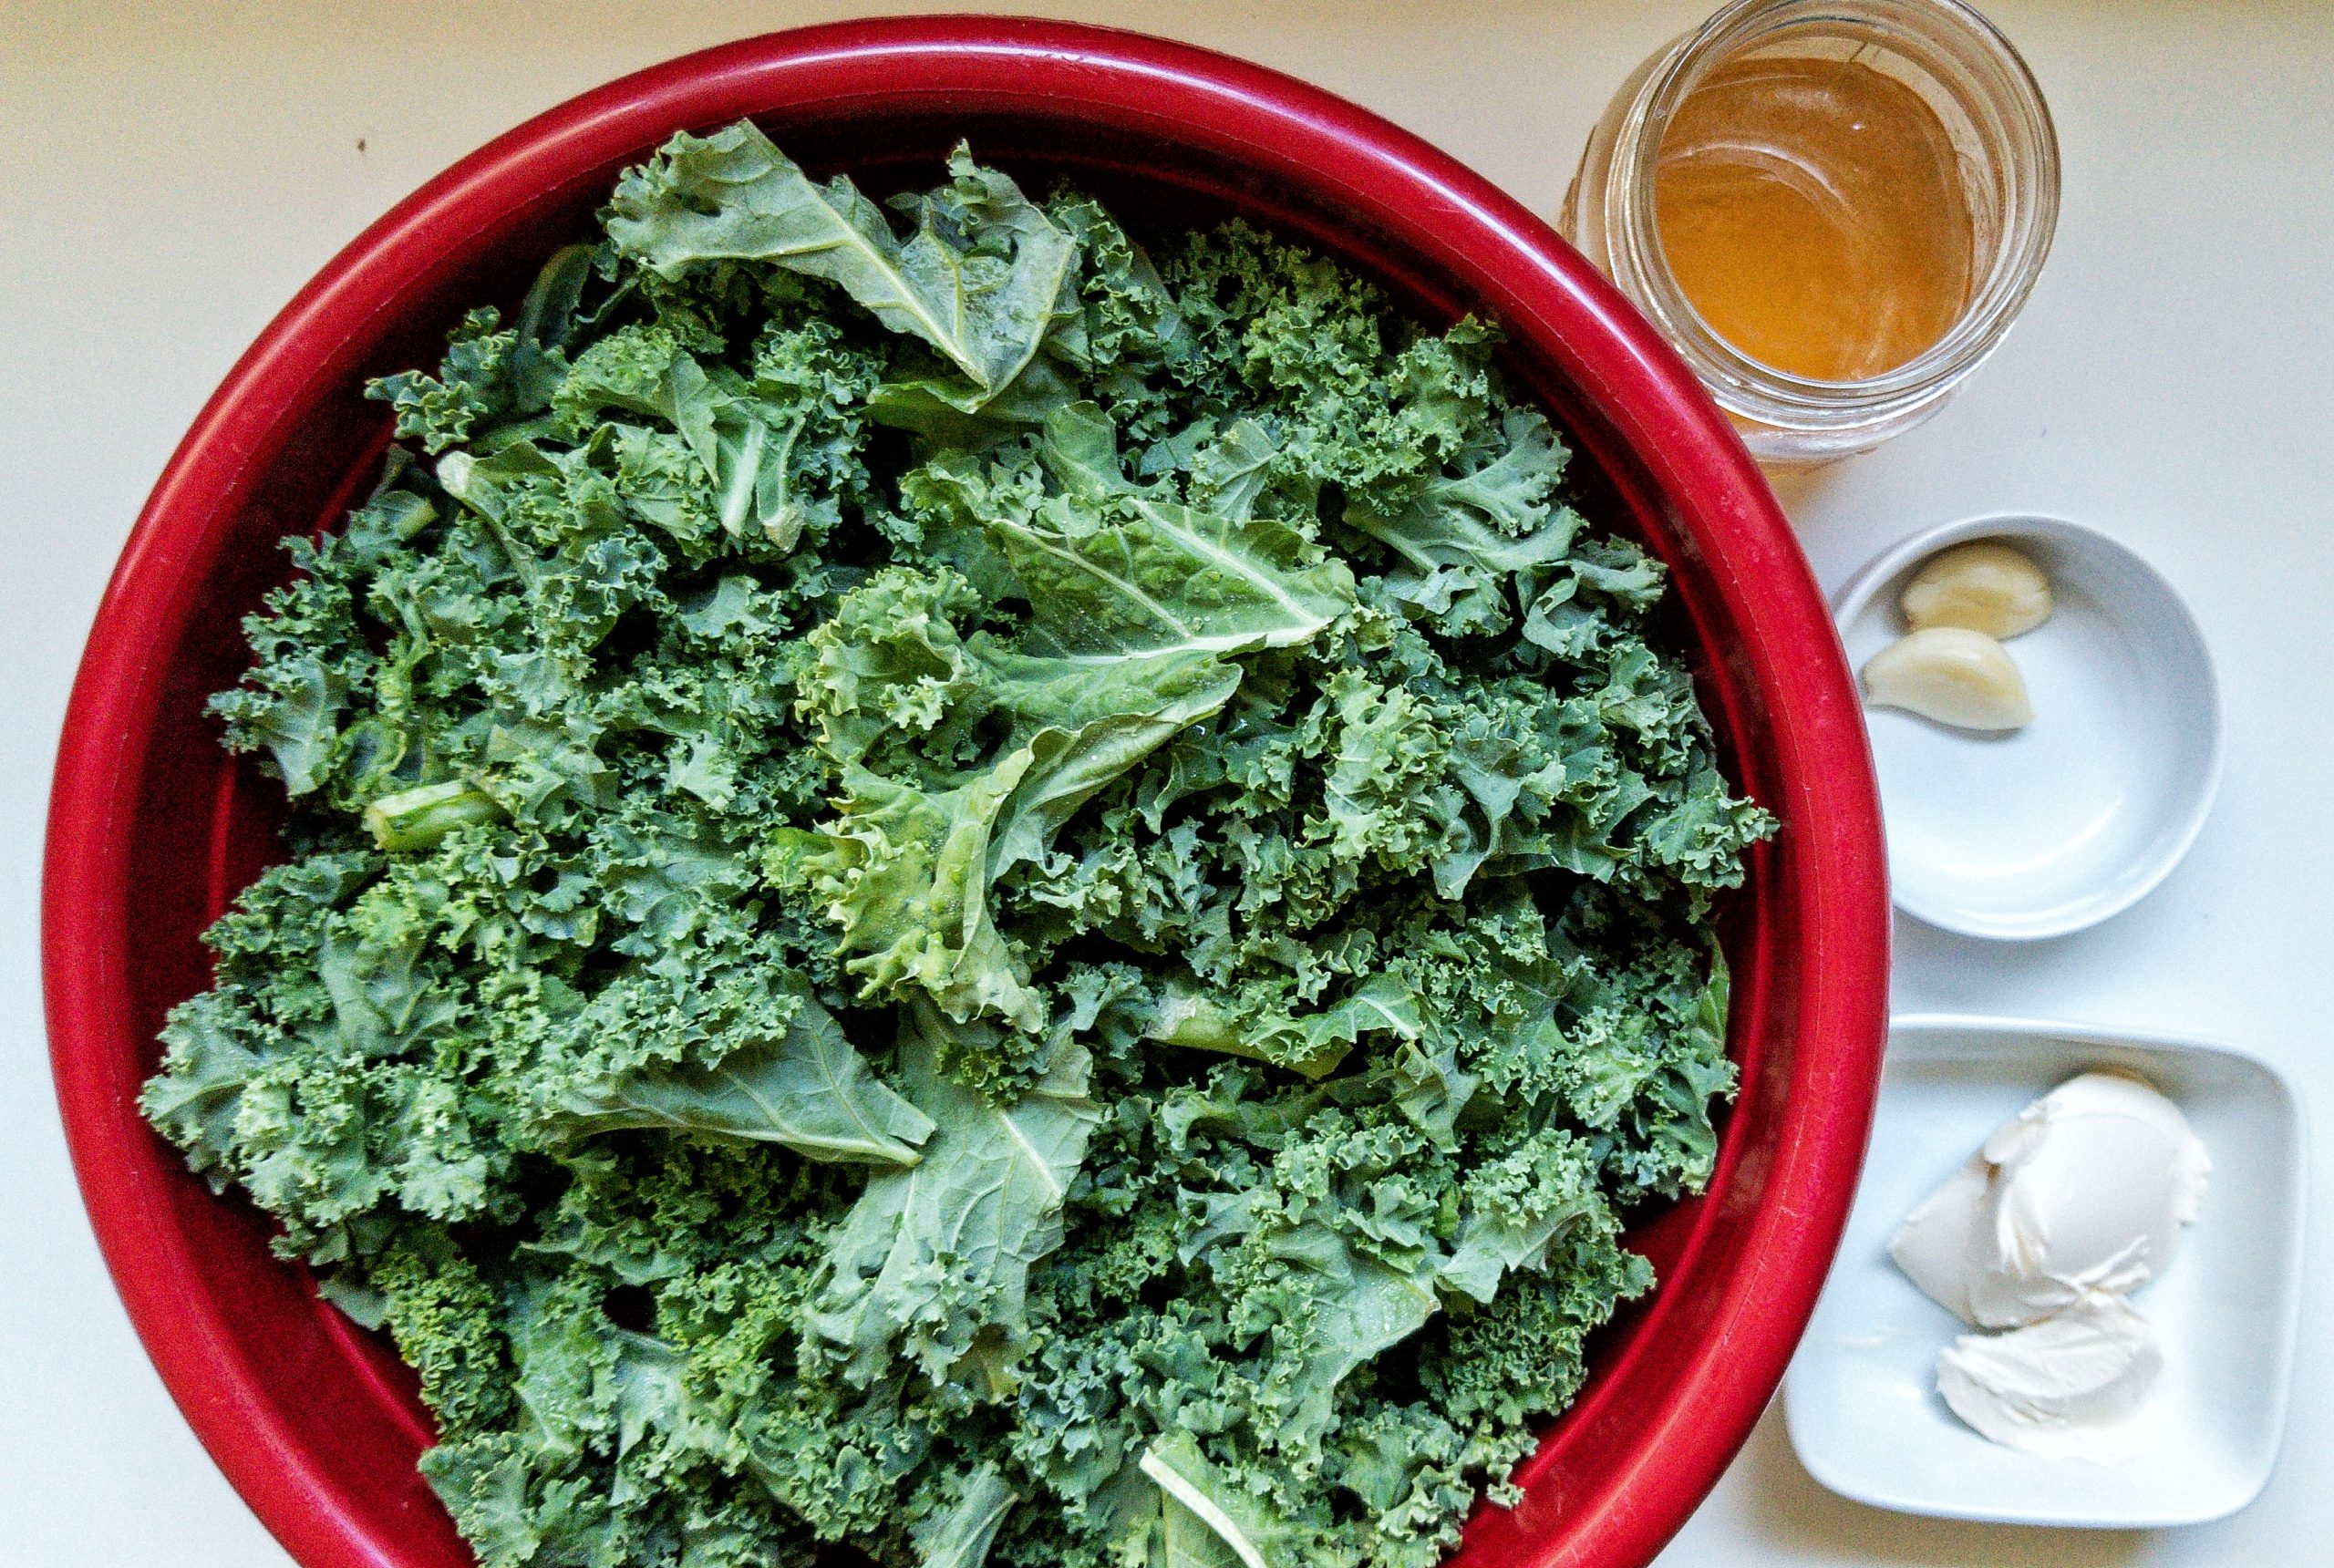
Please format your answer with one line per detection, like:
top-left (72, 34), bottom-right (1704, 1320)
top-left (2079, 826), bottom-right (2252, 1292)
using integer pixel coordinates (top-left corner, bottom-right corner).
top-left (43, 17), bottom-right (1888, 1568)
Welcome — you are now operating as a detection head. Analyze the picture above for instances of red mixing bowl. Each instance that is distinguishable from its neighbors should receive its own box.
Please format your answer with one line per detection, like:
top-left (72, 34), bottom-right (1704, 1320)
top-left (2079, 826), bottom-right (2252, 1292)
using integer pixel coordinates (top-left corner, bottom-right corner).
top-left (43, 18), bottom-right (1888, 1568)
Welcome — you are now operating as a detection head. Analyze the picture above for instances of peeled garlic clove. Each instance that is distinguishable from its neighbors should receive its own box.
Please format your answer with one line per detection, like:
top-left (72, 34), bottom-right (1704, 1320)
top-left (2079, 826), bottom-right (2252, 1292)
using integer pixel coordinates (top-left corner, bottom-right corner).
top-left (1901, 540), bottom-right (2053, 638)
top-left (1863, 627), bottom-right (2032, 731)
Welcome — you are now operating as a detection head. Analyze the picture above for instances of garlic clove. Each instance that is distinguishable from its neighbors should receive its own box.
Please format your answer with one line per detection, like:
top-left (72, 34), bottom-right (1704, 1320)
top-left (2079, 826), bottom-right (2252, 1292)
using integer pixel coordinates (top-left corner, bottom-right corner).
top-left (1863, 626), bottom-right (2032, 731)
top-left (1901, 540), bottom-right (2053, 639)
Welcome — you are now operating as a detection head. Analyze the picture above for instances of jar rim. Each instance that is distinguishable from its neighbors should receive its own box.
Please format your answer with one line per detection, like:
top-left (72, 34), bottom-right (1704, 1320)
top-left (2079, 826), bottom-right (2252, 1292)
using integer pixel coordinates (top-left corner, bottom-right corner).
top-left (1604, 0), bottom-right (2060, 432)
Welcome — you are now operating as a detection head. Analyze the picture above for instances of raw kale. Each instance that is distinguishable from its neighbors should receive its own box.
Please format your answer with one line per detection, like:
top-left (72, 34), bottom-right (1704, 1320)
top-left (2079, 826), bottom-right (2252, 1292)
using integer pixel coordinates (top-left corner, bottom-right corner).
top-left (146, 122), bottom-right (1774, 1568)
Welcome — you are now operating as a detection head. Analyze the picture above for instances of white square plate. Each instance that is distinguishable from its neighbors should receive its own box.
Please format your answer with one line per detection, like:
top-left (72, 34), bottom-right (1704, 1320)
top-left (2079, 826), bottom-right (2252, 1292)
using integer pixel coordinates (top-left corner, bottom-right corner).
top-left (1783, 1016), bottom-right (2307, 1526)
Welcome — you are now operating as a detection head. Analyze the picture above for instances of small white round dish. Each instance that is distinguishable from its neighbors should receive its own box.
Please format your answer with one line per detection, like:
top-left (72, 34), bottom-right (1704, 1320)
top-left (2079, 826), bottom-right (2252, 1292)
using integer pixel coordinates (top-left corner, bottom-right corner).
top-left (1833, 515), bottom-right (2221, 940)
top-left (1783, 1016), bottom-right (2307, 1528)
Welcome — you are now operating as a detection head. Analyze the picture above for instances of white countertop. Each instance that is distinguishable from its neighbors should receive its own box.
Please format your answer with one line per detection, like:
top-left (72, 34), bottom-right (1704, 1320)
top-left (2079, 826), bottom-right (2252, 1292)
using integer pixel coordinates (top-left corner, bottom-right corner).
top-left (5, 3), bottom-right (2328, 1564)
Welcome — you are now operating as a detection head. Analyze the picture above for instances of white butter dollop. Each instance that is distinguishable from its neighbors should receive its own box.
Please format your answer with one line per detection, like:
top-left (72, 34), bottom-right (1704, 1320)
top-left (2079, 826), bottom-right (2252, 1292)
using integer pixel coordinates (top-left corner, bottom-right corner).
top-left (1890, 1071), bottom-right (2211, 1327)
top-left (1936, 1296), bottom-right (2163, 1461)
top-left (1890, 1071), bottom-right (2210, 1462)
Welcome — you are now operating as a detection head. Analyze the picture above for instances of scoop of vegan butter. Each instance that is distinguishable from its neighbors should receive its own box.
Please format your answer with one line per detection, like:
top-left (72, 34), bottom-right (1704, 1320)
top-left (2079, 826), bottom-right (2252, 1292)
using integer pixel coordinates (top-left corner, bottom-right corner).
top-left (1893, 1071), bottom-right (2210, 1462)
top-left (1901, 539), bottom-right (2054, 639)
top-left (1936, 1296), bottom-right (2163, 1462)
top-left (1891, 1071), bottom-right (2212, 1328)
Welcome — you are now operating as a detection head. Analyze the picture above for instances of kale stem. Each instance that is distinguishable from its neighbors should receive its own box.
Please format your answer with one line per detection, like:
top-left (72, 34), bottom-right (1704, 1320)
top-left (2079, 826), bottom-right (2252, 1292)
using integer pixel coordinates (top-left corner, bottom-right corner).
top-left (363, 779), bottom-right (505, 851)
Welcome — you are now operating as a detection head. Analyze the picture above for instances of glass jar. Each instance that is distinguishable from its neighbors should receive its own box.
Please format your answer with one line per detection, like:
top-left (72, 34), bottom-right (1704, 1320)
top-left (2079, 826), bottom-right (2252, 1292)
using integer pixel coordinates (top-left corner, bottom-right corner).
top-left (1563, 0), bottom-right (2059, 464)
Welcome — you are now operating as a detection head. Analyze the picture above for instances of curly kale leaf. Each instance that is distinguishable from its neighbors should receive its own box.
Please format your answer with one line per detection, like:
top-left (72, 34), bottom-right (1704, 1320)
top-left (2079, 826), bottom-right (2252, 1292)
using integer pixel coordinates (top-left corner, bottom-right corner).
top-left (610, 126), bottom-right (1075, 406)
top-left (808, 1004), bottom-right (1100, 1388)
top-left (556, 319), bottom-right (879, 550)
top-left (368, 245), bottom-right (598, 452)
top-left (208, 534), bottom-right (375, 798)
top-left (546, 978), bottom-right (934, 1163)
top-left (905, 402), bottom-right (1355, 661)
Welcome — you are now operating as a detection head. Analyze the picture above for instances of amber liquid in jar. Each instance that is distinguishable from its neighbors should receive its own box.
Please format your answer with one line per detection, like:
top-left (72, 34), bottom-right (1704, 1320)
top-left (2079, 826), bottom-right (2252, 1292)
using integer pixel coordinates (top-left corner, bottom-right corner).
top-left (1653, 55), bottom-right (1977, 382)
